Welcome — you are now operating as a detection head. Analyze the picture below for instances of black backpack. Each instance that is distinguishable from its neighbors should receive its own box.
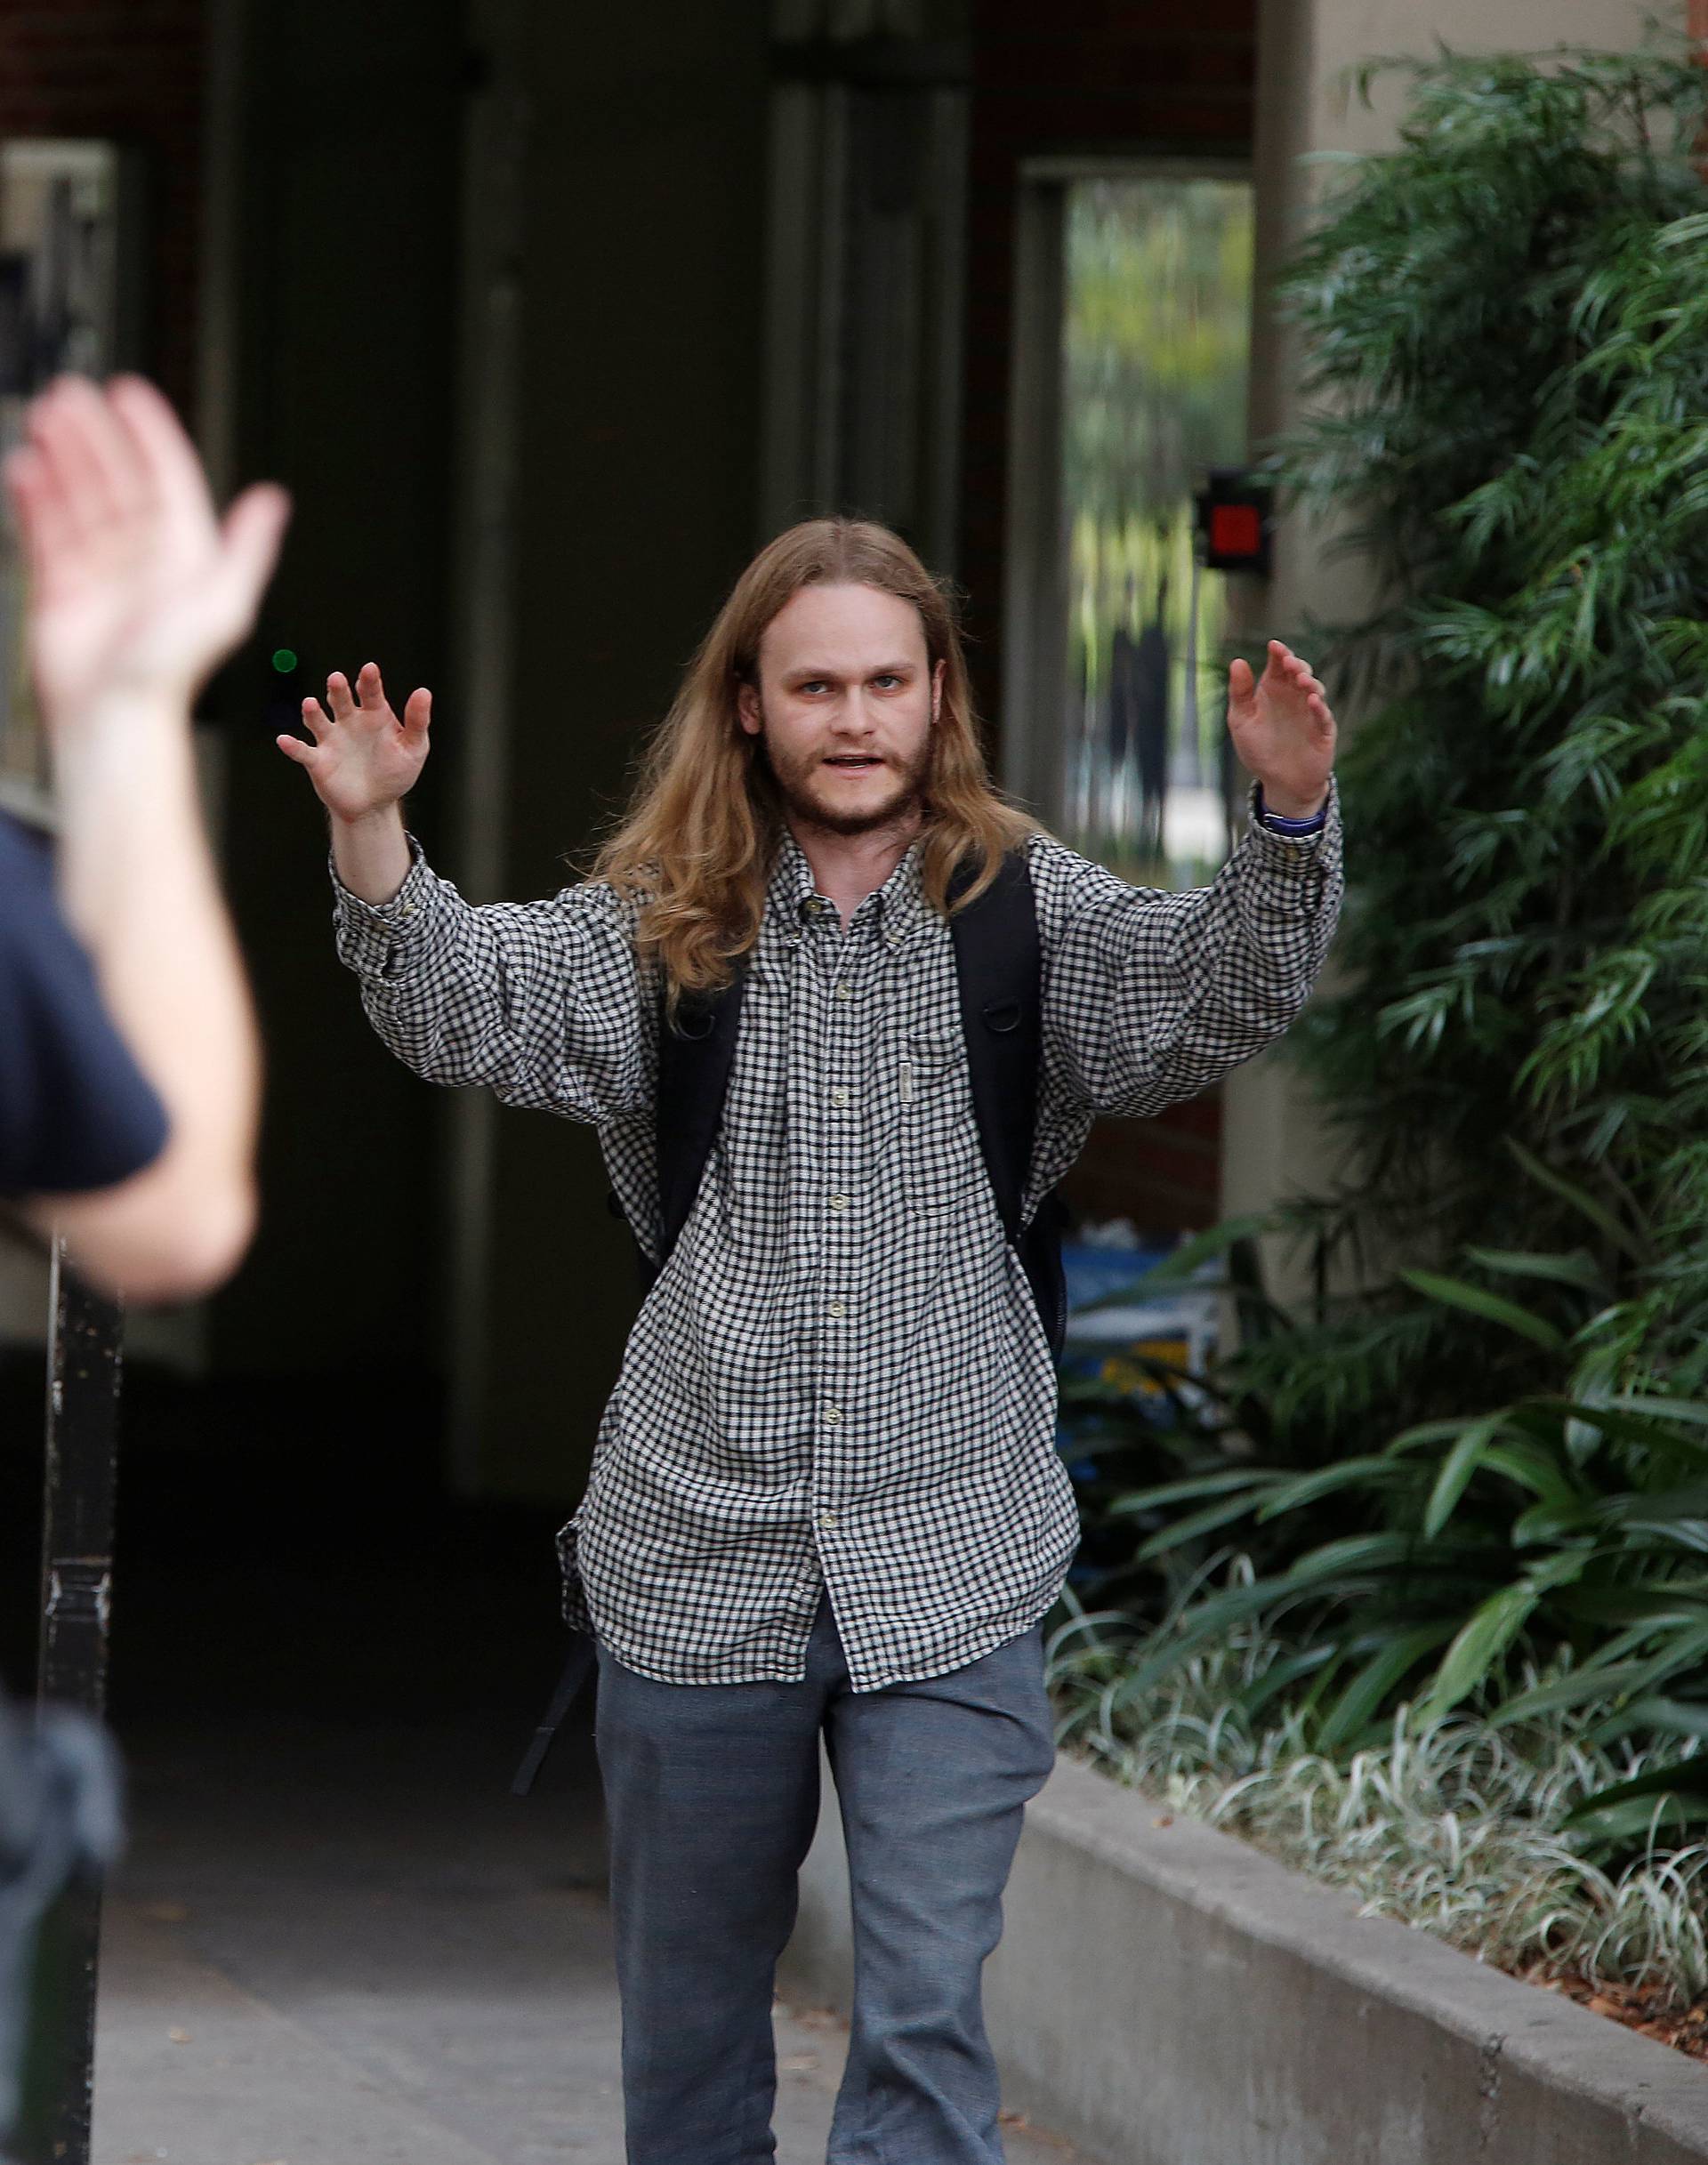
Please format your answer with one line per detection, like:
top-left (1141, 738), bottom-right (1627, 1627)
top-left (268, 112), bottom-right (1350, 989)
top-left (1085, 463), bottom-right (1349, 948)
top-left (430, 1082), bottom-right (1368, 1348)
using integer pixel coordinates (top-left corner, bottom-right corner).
top-left (512, 848), bottom-right (1065, 1794)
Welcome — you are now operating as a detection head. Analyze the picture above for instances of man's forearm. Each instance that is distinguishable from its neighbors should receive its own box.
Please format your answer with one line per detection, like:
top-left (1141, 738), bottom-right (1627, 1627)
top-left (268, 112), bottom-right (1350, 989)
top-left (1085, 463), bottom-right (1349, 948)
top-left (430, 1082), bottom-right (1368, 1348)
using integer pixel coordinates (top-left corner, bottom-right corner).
top-left (329, 801), bottom-right (412, 903)
top-left (45, 695), bottom-right (261, 1294)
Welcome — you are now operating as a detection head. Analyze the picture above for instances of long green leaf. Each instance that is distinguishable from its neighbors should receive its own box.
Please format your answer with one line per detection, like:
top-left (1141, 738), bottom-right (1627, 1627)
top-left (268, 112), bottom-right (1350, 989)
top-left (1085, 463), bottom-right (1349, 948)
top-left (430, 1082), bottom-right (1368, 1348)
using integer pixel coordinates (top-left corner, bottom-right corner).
top-left (1414, 1581), bottom-right (1540, 1724)
top-left (1101, 1468), bottom-right (1281, 1519)
top-left (1503, 1137), bottom-right (1645, 1260)
top-left (1462, 1244), bottom-right (1607, 1292)
top-left (1564, 1794), bottom-right (1708, 1847)
top-left (1142, 1214), bottom-right (1277, 1284)
top-left (1474, 1443), bottom-right (1584, 1512)
top-left (1563, 1755), bottom-right (1708, 1829)
top-left (1556, 1583), bottom-right (1708, 1627)
top-left (1585, 1695), bottom-right (1708, 1749)
top-left (1253, 1455), bottom-right (1410, 1521)
top-left (1606, 1479), bottom-right (1708, 1521)
top-left (1235, 1644), bottom-right (1339, 1721)
top-left (1135, 1490), bottom-right (1280, 1562)
top-left (1423, 1413), bottom-right (1510, 1538)
top-left (1385, 1417), bottom-right (1504, 1457)
top-left (1523, 1547), bottom-right (1594, 1594)
top-left (1399, 1269), bottom-right (1566, 1349)
top-left (1318, 1622), bottom-right (1457, 1751)
top-left (1606, 1393), bottom-right (1708, 1433)
top-left (1511, 1497), bottom-right (1604, 1546)
top-left (1285, 1533), bottom-right (1437, 1585)
top-left (1540, 1398), bottom-right (1708, 1457)
top-left (1487, 1660), bottom-right (1656, 1726)
top-left (1104, 1575), bottom-right (1303, 1705)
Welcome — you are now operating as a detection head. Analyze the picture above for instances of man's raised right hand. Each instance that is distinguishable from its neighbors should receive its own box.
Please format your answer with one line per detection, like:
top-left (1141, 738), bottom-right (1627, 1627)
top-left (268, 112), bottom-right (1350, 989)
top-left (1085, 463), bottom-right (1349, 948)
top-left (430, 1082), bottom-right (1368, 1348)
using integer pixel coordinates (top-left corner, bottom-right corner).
top-left (277, 661), bottom-right (431, 825)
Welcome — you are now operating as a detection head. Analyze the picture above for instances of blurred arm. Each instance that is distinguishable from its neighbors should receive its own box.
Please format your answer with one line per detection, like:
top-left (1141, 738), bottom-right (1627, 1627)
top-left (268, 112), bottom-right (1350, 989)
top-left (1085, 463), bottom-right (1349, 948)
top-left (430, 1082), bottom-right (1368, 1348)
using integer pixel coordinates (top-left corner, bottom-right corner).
top-left (4, 374), bottom-right (286, 1302)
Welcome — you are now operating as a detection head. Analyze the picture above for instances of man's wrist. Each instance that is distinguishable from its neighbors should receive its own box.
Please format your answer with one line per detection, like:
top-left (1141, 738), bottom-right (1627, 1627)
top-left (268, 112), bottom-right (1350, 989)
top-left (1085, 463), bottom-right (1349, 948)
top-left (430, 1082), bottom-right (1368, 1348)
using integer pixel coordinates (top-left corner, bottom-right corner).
top-left (53, 713), bottom-right (216, 946)
top-left (328, 800), bottom-right (408, 836)
top-left (51, 694), bottom-right (202, 901)
top-left (50, 691), bottom-right (195, 785)
top-left (1255, 780), bottom-right (1331, 824)
top-left (328, 802), bottom-right (415, 910)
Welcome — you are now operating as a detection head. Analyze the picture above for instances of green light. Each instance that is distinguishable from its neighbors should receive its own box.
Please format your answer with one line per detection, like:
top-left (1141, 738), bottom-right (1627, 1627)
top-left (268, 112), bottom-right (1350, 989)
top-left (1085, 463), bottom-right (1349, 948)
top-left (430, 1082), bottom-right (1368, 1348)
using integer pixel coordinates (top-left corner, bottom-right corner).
top-left (271, 647), bottom-right (298, 673)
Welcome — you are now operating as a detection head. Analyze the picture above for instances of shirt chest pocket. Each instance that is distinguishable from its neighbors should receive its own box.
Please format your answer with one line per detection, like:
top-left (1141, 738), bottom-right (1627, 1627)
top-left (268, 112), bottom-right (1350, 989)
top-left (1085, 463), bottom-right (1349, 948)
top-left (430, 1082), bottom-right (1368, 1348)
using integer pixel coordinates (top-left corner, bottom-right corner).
top-left (893, 1030), bottom-right (981, 1215)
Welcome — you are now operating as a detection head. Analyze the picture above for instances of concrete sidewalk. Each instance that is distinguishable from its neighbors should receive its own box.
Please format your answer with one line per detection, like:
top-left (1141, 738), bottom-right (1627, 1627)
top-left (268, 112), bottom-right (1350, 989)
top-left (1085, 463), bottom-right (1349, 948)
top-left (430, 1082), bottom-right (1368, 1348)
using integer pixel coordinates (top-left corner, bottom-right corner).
top-left (92, 1709), bottom-right (1092, 2165)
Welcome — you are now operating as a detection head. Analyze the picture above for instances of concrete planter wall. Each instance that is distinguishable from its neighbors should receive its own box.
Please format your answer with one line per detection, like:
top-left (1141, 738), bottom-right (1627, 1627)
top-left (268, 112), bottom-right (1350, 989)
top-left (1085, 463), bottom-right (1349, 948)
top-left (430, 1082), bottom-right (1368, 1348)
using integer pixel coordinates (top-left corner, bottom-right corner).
top-left (779, 1749), bottom-right (1708, 2164)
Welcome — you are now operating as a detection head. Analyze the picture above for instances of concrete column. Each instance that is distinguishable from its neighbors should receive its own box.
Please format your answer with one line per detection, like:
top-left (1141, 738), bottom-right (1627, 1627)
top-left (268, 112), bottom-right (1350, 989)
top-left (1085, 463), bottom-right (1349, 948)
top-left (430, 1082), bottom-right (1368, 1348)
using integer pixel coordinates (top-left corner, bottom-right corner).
top-left (1221, 0), bottom-right (1682, 1276)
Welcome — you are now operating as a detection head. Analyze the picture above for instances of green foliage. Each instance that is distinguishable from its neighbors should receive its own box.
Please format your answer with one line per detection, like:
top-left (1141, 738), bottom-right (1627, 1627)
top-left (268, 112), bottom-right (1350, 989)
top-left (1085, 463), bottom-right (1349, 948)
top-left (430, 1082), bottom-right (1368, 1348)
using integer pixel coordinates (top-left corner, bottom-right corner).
top-left (1068, 1127), bottom-right (1708, 1824)
top-left (1064, 41), bottom-right (1708, 1861)
top-left (1091, 1198), bottom-right (1708, 1847)
top-left (1047, 1590), bottom-right (1708, 2007)
top-left (1261, 43), bottom-right (1708, 1437)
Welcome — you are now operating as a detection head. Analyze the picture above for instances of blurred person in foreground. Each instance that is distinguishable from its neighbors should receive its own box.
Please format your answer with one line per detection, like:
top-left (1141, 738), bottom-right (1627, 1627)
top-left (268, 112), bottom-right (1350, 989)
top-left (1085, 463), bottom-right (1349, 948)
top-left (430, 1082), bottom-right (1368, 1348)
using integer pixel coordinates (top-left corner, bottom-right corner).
top-left (0, 374), bottom-right (286, 1298)
top-left (0, 374), bottom-right (287, 2160)
top-left (282, 519), bottom-right (1341, 2165)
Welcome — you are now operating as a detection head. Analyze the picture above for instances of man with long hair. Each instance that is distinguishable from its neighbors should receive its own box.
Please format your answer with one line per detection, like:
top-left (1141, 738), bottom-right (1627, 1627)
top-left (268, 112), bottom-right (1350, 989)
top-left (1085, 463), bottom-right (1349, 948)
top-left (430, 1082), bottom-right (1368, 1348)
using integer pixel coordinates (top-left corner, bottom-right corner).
top-left (280, 518), bottom-right (1341, 2164)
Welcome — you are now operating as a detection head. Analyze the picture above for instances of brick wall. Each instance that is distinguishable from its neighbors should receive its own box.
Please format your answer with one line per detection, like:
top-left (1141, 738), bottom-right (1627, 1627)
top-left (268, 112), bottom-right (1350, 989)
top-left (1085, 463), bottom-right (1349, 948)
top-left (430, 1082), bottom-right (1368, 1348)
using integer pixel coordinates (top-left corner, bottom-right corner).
top-left (963, 0), bottom-right (1258, 1233)
top-left (0, 0), bottom-right (205, 417)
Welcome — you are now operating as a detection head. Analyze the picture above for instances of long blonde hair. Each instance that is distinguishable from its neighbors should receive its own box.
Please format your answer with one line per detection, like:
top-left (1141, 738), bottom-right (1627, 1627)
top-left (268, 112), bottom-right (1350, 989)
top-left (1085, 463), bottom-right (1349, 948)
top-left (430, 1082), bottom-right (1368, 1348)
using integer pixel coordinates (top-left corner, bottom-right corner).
top-left (591, 517), bottom-right (1039, 1005)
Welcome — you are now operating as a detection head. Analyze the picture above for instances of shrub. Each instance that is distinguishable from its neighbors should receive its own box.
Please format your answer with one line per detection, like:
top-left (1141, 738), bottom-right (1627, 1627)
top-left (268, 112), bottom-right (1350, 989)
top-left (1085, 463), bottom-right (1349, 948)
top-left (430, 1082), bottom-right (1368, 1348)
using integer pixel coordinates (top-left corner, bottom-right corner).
top-left (1063, 37), bottom-right (1708, 1851)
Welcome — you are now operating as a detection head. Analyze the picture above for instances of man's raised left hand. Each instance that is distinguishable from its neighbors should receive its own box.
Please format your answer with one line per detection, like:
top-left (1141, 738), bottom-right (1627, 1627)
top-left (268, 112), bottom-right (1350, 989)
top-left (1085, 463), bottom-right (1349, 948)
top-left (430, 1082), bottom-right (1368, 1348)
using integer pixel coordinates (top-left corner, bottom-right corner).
top-left (1226, 640), bottom-right (1336, 819)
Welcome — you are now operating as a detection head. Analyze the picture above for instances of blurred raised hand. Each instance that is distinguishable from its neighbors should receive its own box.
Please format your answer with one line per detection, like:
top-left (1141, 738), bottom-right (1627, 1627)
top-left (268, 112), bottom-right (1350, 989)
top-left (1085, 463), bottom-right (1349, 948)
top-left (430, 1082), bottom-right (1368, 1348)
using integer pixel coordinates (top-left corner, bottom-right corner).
top-left (0, 374), bottom-right (277, 1301)
top-left (4, 373), bottom-right (289, 726)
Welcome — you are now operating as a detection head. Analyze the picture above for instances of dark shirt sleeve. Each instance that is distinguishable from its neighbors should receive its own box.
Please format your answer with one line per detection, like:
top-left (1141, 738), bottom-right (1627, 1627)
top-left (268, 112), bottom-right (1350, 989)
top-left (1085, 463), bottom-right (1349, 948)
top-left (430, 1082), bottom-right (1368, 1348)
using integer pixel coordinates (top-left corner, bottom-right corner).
top-left (0, 810), bottom-right (169, 1195)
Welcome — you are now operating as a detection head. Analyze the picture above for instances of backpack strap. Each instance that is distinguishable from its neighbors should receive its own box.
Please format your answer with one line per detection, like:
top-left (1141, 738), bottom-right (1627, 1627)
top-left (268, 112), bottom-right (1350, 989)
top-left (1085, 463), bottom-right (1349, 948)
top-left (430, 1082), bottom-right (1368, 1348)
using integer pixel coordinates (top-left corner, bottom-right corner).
top-left (947, 851), bottom-right (1038, 1243)
top-left (947, 849), bottom-right (1067, 1358)
top-left (650, 971), bottom-right (749, 1283)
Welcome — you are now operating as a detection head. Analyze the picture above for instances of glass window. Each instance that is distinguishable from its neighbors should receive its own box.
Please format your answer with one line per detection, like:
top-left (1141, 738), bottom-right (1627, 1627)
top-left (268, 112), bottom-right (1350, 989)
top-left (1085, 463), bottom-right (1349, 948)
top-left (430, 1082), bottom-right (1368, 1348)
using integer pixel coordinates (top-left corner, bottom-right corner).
top-left (1058, 175), bottom-right (1253, 886)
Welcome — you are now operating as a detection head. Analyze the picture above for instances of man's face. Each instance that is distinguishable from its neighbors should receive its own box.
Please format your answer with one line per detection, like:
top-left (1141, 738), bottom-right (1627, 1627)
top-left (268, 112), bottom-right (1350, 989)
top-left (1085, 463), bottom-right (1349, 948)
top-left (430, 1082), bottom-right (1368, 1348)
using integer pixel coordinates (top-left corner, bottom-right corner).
top-left (737, 582), bottom-right (944, 838)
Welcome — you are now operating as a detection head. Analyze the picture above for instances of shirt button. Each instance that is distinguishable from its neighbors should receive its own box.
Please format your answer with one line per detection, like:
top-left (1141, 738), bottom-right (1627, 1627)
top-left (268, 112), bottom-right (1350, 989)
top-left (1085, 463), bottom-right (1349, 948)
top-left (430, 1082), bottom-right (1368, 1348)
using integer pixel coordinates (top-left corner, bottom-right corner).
top-left (818, 1510), bottom-right (837, 1530)
top-left (828, 1300), bottom-right (846, 1319)
top-left (836, 983), bottom-right (852, 1002)
top-left (399, 903), bottom-right (415, 919)
top-left (831, 1087), bottom-right (850, 1108)
top-left (823, 1405), bottom-right (842, 1428)
top-left (829, 1193), bottom-right (848, 1212)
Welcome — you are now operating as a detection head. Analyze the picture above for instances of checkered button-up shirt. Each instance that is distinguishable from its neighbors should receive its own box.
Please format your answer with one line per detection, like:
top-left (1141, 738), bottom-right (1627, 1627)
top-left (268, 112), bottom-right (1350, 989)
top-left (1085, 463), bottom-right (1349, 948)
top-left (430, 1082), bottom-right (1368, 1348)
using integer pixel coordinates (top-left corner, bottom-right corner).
top-left (332, 788), bottom-right (1342, 1690)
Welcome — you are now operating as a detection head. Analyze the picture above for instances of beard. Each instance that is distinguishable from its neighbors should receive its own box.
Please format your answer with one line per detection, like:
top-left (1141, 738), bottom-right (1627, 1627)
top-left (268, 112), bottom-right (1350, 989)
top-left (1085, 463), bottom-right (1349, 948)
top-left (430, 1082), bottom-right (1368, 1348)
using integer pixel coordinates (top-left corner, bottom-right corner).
top-left (761, 727), bottom-right (932, 839)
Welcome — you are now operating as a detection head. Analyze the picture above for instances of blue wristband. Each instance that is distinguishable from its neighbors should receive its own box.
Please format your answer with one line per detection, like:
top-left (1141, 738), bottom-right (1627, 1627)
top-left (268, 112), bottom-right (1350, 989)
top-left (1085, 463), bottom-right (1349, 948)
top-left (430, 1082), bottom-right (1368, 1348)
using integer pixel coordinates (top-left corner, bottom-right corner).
top-left (1254, 785), bottom-right (1329, 836)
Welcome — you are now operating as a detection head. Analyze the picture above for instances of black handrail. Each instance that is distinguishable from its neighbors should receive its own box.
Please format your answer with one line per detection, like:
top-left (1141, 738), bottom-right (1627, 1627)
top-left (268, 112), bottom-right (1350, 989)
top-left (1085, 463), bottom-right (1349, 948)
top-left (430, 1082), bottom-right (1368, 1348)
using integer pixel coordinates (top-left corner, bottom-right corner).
top-left (12, 1242), bottom-right (123, 2165)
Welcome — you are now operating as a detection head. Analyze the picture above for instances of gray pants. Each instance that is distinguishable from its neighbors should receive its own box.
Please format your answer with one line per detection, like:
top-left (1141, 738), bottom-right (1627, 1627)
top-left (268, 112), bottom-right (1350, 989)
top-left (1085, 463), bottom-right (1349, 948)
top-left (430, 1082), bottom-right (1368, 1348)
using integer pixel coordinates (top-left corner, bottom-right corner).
top-left (592, 1593), bottom-right (1057, 2165)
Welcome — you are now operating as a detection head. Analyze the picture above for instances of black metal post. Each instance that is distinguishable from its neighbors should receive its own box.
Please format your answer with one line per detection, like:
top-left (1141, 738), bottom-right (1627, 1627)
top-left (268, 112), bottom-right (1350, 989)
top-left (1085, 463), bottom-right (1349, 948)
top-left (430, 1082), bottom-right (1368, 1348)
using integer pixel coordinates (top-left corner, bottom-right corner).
top-left (18, 1240), bottom-right (122, 2165)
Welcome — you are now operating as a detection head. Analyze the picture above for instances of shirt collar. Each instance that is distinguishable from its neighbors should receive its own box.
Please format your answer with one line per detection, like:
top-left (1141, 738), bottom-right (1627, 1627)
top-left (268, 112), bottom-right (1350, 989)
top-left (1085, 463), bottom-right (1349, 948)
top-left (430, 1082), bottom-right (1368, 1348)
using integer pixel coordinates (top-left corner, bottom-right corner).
top-left (766, 829), bottom-right (931, 949)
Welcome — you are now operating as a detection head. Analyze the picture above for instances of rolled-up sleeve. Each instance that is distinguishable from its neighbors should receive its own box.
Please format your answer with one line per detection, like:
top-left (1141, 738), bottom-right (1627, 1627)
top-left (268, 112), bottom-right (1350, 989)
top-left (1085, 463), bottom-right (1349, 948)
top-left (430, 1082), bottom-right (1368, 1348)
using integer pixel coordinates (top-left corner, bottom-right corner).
top-left (1035, 781), bottom-right (1343, 1120)
top-left (330, 836), bottom-right (652, 1125)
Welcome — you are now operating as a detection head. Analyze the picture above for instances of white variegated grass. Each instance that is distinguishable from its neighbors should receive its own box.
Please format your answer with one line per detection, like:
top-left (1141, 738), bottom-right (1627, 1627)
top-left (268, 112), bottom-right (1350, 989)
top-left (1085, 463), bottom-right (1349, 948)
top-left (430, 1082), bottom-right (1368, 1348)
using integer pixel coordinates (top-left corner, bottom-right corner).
top-left (1046, 1571), bottom-right (1708, 2008)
